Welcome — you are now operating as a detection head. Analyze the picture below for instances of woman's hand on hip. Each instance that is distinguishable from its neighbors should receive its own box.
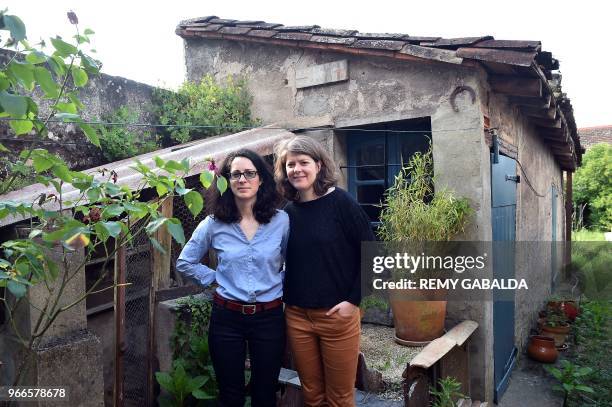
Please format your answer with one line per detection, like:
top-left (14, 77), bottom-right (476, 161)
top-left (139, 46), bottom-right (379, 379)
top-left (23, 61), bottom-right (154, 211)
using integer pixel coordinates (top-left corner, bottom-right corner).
top-left (326, 301), bottom-right (358, 318)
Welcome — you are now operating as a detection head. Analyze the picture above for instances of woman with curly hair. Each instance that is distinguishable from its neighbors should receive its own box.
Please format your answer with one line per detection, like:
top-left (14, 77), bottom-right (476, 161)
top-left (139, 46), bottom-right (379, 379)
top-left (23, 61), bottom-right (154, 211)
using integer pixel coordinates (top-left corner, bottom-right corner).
top-left (274, 136), bottom-right (375, 407)
top-left (177, 149), bottom-right (289, 407)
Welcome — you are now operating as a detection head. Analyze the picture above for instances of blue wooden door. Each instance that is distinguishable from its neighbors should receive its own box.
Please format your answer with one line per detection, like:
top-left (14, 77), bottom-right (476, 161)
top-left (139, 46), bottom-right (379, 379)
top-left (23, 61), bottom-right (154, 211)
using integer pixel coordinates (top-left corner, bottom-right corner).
top-left (491, 153), bottom-right (518, 402)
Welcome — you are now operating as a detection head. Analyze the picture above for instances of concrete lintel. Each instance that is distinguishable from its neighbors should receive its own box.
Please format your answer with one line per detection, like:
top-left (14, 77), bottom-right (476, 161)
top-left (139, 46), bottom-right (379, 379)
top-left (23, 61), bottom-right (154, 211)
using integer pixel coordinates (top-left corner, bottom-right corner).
top-left (335, 109), bottom-right (436, 129)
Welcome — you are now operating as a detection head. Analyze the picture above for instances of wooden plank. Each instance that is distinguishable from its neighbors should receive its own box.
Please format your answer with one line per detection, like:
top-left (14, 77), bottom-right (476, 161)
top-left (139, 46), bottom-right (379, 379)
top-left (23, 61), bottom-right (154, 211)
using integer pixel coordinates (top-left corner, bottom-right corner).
top-left (457, 48), bottom-right (537, 67)
top-left (398, 44), bottom-right (463, 65)
top-left (114, 242), bottom-right (126, 407)
top-left (151, 196), bottom-right (174, 290)
top-left (403, 366), bottom-right (430, 407)
top-left (531, 117), bottom-right (562, 128)
top-left (444, 320), bottom-right (478, 346)
top-left (521, 105), bottom-right (557, 120)
top-left (507, 94), bottom-right (551, 109)
top-left (490, 75), bottom-right (542, 97)
top-left (440, 346), bottom-right (471, 398)
top-left (410, 336), bottom-right (456, 369)
top-left (295, 60), bottom-right (348, 89)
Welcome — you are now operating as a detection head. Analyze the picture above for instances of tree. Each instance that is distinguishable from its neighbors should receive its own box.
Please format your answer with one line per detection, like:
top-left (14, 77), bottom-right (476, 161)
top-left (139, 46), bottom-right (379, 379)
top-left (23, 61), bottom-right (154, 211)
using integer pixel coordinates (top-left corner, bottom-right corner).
top-left (573, 143), bottom-right (612, 230)
top-left (0, 11), bottom-right (225, 388)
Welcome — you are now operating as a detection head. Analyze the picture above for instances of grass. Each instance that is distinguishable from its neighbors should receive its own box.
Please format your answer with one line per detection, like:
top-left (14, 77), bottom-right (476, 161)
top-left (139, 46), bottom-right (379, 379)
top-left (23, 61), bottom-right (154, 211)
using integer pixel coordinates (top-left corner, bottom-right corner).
top-left (566, 300), bottom-right (612, 406)
top-left (573, 229), bottom-right (606, 241)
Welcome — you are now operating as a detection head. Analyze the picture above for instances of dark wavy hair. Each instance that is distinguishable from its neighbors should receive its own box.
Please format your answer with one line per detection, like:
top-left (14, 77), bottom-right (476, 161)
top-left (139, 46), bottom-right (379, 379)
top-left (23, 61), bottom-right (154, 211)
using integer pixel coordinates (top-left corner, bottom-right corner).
top-left (274, 136), bottom-right (338, 202)
top-left (210, 149), bottom-right (279, 224)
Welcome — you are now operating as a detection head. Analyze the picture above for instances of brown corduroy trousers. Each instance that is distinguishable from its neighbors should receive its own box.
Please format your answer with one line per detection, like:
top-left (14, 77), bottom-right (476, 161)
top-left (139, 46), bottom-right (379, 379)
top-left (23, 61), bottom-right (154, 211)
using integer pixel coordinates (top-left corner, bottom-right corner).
top-left (285, 305), bottom-right (361, 407)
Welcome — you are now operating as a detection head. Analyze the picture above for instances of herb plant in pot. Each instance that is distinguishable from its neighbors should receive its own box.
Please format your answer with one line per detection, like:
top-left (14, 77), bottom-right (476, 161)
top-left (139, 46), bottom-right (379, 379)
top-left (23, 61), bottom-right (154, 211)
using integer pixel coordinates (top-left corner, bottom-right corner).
top-left (377, 148), bottom-right (473, 345)
top-left (541, 307), bottom-right (571, 348)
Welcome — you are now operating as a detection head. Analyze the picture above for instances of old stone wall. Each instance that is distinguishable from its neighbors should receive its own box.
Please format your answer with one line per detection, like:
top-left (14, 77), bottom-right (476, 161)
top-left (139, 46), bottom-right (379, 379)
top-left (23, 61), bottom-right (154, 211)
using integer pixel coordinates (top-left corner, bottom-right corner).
top-left (0, 49), bottom-right (157, 171)
top-left (486, 90), bottom-right (565, 350)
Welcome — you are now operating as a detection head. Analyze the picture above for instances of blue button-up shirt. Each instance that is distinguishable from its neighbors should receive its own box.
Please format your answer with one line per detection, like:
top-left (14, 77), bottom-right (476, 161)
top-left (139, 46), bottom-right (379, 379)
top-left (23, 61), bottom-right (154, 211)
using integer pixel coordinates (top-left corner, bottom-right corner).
top-left (176, 210), bottom-right (289, 302)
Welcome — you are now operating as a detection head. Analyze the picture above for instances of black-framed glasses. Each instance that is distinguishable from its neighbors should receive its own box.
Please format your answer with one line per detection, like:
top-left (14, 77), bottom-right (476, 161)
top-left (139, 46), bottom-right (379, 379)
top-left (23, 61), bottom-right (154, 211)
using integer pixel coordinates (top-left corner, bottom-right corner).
top-left (229, 170), bottom-right (258, 181)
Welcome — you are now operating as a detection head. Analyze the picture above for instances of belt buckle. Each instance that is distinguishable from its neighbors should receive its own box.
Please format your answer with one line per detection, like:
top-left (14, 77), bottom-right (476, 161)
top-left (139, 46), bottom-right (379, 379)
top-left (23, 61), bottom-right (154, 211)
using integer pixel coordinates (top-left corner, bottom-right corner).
top-left (242, 304), bottom-right (257, 315)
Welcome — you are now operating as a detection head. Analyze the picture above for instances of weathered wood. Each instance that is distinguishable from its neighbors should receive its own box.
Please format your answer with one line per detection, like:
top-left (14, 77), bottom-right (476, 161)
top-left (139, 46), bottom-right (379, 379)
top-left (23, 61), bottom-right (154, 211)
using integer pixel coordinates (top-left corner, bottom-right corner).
top-left (440, 346), bottom-right (471, 397)
top-left (410, 337), bottom-right (456, 369)
top-left (490, 75), bottom-right (542, 97)
top-left (403, 365), bottom-right (430, 407)
top-left (507, 94), bottom-right (551, 109)
top-left (456, 48), bottom-right (537, 67)
top-left (444, 320), bottom-right (479, 346)
top-left (151, 196), bottom-right (174, 290)
top-left (398, 44), bottom-right (463, 65)
top-left (521, 105), bottom-right (557, 120)
top-left (531, 117), bottom-right (562, 128)
top-left (295, 60), bottom-right (349, 89)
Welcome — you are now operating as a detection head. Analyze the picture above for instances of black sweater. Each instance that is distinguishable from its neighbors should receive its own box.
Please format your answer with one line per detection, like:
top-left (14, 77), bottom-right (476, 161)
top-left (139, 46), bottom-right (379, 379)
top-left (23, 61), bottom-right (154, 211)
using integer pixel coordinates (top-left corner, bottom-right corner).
top-left (284, 188), bottom-right (375, 308)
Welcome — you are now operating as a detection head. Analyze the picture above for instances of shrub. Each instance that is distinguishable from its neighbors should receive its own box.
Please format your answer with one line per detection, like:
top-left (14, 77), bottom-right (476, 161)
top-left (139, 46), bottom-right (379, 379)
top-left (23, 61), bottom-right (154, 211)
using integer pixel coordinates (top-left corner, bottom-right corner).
top-left (153, 75), bottom-right (256, 145)
top-left (99, 106), bottom-right (158, 162)
top-left (573, 143), bottom-right (612, 230)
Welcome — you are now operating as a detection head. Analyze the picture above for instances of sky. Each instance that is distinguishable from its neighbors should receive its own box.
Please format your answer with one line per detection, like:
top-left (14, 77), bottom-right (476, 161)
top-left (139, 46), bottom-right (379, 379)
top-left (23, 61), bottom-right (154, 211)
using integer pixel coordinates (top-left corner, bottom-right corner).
top-left (4, 0), bottom-right (611, 128)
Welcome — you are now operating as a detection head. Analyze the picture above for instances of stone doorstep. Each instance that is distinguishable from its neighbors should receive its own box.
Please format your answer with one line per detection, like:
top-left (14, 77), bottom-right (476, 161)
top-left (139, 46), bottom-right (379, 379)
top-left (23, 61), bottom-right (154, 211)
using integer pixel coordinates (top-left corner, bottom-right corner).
top-left (457, 399), bottom-right (489, 407)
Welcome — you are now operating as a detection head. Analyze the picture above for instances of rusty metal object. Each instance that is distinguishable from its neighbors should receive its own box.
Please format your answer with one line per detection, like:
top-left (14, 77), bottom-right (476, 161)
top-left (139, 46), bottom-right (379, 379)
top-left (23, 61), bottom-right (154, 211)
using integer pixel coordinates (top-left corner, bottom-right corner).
top-left (450, 85), bottom-right (476, 112)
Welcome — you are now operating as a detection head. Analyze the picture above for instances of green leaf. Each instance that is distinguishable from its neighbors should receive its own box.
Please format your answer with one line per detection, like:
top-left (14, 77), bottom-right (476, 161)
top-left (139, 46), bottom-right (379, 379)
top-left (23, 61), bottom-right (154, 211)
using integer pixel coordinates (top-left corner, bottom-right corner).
top-left (94, 222), bottom-right (110, 242)
top-left (8, 61), bottom-right (35, 90)
top-left (184, 191), bottom-right (203, 218)
top-left (47, 56), bottom-right (66, 76)
top-left (33, 67), bottom-right (59, 98)
top-left (26, 50), bottom-right (47, 64)
top-left (155, 372), bottom-right (174, 392)
top-left (100, 221), bottom-right (122, 238)
top-left (51, 164), bottom-right (72, 183)
top-left (149, 237), bottom-right (167, 255)
top-left (71, 66), bottom-right (88, 87)
top-left (79, 52), bottom-right (101, 74)
top-left (32, 154), bottom-right (54, 172)
top-left (3, 15), bottom-right (26, 42)
top-left (50, 37), bottom-right (78, 57)
top-left (55, 102), bottom-right (77, 114)
top-left (103, 204), bottom-right (124, 218)
top-left (574, 385), bottom-right (594, 393)
top-left (145, 217), bottom-right (167, 235)
top-left (562, 383), bottom-right (573, 392)
top-left (166, 218), bottom-right (185, 245)
top-left (164, 159), bottom-right (187, 173)
top-left (0, 143), bottom-right (8, 152)
top-left (7, 280), bottom-right (27, 297)
top-left (79, 123), bottom-right (100, 148)
top-left (84, 28), bottom-right (95, 35)
top-left (0, 91), bottom-right (27, 116)
top-left (216, 175), bottom-right (228, 195)
top-left (55, 112), bottom-right (80, 120)
top-left (192, 389), bottom-right (214, 400)
top-left (9, 117), bottom-right (33, 135)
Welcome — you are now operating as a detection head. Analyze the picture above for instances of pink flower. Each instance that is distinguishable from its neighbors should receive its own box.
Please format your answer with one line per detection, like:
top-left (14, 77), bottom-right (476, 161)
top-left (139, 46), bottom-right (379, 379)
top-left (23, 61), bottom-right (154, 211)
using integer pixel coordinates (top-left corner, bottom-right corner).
top-left (207, 160), bottom-right (217, 173)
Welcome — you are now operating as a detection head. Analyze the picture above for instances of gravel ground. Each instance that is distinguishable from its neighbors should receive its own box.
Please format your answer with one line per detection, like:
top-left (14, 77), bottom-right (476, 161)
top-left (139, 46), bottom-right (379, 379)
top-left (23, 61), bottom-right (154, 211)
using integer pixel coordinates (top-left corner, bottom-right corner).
top-left (360, 323), bottom-right (424, 400)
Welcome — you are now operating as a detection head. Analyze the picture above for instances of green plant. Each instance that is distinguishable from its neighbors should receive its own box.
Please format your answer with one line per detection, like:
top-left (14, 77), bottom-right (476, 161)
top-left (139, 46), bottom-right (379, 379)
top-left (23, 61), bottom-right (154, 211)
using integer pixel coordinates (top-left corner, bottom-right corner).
top-left (157, 295), bottom-right (217, 405)
top-left (573, 143), bottom-right (612, 230)
top-left (99, 105), bottom-right (158, 162)
top-left (545, 307), bottom-right (569, 328)
top-left (429, 376), bottom-right (466, 407)
top-left (156, 360), bottom-right (214, 407)
top-left (0, 11), bottom-right (227, 390)
top-left (545, 360), bottom-right (594, 407)
top-left (152, 75), bottom-right (256, 145)
top-left (360, 294), bottom-right (388, 313)
top-left (377, 148), bottom-right (473, 243)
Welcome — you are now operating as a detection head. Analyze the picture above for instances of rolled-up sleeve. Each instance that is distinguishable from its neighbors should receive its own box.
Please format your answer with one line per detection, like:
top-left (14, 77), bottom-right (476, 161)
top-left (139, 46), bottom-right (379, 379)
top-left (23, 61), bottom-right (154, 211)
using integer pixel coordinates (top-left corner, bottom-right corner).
top-left (176, 216), bottom-right (216, 286)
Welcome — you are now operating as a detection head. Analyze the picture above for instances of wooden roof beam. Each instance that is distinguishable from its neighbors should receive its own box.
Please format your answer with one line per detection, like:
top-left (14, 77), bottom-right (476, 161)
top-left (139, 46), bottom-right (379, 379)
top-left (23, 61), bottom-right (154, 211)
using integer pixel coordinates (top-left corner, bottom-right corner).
top-left (490, 75), bottom-right (542, 97)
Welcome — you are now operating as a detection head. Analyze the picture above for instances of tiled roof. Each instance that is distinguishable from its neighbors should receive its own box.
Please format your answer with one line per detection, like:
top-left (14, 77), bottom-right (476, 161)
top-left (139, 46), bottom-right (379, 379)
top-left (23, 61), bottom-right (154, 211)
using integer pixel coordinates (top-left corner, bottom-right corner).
top-left (177, 16), bottom-right (581, 170)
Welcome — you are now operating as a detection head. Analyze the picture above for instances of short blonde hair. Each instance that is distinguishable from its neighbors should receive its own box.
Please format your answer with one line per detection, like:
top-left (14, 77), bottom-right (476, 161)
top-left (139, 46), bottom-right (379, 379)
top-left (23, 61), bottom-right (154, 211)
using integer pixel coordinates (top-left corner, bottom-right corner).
top-left (274, 136), bottom-right (338, 201)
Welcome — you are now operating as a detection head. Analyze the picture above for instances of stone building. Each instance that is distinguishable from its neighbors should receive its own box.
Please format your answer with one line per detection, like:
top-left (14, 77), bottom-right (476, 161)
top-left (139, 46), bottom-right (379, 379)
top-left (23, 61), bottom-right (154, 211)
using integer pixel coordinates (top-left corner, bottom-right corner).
top-left (176, 16), bottom-right (583, 403)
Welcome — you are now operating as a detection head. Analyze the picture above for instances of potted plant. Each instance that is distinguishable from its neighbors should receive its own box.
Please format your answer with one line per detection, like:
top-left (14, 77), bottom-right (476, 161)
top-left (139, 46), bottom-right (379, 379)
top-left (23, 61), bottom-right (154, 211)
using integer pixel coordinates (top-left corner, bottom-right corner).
top-left (541, 307), bottom-right (571, 347)
top-left (377, 148), bottom-right (473, 345)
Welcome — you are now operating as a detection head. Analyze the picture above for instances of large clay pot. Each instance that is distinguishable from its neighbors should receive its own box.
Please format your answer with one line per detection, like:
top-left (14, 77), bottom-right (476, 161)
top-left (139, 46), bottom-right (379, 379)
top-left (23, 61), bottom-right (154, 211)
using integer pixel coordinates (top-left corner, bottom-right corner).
top-left (527, 335), bottom-right (558, 363)
top-left (389, 289), bottom-right (447, 346)
top-left (541, 323), bottom-right (571, 347)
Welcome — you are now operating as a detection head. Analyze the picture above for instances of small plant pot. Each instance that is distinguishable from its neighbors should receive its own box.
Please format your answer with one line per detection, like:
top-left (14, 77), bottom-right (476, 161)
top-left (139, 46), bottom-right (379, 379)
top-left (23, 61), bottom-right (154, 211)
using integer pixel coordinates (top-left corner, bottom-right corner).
top-left (541, 323), bottom-right (570, 347)
top-left (527, 335), bottom-right (558, 363)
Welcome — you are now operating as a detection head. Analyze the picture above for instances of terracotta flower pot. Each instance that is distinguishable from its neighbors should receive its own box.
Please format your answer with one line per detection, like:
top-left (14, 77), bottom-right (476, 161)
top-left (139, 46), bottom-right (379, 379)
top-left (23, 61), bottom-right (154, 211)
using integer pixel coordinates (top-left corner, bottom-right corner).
top-left (527, 335), bottom-right (558, 363)
top-left (389, 289), bottom-right (447, 346)
top-left (541, 323), bottom-right (570, 347)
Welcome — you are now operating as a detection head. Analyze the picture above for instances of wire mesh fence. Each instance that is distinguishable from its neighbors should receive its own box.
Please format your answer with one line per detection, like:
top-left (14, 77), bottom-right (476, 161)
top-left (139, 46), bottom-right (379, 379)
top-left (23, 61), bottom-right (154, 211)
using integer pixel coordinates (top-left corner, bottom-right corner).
top-left (123, 219), bottom-right (152, 406)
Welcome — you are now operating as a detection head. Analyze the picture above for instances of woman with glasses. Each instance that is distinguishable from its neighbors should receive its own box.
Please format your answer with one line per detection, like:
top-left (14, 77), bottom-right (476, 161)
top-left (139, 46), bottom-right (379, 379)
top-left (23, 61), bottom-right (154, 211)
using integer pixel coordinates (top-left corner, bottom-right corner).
top-left (274, 136), bottom-right (375, 407)
top-left (177, 149), bottom-right (289, 407)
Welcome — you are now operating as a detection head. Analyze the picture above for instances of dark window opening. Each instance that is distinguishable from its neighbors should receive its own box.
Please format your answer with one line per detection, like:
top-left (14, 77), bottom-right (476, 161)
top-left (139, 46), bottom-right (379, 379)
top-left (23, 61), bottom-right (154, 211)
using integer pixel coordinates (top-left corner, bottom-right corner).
top-left (344, 117), bottom-right (432, 226)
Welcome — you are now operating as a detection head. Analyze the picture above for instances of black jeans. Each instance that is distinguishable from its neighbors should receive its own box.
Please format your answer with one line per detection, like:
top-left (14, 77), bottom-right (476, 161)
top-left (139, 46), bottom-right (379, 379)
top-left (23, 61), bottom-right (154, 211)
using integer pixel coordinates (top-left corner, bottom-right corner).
top-left (208, 303), bottom-right (285, 407)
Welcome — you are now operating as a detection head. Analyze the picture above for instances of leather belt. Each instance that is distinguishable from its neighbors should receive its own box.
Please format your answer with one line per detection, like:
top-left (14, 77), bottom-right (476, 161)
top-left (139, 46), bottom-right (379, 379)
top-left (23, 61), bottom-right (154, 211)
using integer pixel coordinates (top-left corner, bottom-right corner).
top-left (213, 292), bottom-right (283, 315)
